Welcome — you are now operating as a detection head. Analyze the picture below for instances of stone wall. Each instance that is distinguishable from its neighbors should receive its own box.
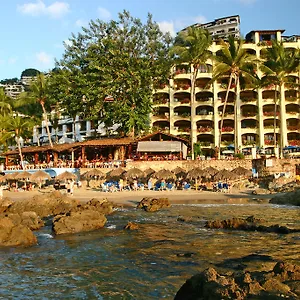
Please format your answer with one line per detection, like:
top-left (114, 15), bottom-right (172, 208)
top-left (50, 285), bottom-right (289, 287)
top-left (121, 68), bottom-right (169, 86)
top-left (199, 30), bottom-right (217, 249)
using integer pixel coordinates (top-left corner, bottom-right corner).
top-left (126, 159), bottom-right (253, 171)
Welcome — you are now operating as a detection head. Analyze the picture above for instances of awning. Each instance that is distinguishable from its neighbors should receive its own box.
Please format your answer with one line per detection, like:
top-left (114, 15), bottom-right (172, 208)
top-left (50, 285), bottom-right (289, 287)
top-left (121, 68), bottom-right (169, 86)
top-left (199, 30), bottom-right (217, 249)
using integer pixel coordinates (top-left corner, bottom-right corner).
top-left (137, 141), bottom-right (188, 158)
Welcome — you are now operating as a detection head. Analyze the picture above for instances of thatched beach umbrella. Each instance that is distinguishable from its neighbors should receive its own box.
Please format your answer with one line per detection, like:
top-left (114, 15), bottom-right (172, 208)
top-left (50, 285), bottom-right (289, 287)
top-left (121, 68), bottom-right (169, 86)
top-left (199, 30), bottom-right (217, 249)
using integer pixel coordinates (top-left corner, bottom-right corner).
top-left (173, 167), bottom-right (187, 178)
top-left (56, 171), bottom-right (77, 181)
top-left (31, 170), bottom-right (51, 189)
top-left (213, 169), bottom-right (239, 181)
top-left (82, 169), bottom-right (105, 179)
top-left (204, 166), bottom-right (218, 176)
top-left (4, 173), bottom-right (18, 181)
top-left (144, 168), bottom-right (155, 177)
top-left (187, 168), bottom-right (210, 180)
top-left (232, 166), bottom-right (252, 177)
top-left (15, 171), bottom-right (32, 181)
top-left (107, 168), bottom-right (126, 180)
top-left (0, 174), bottom-right (6, 183)
top-left (154, 169), bottom-right (175, 181)
top-left (124, 168), bottom-right (145, 180)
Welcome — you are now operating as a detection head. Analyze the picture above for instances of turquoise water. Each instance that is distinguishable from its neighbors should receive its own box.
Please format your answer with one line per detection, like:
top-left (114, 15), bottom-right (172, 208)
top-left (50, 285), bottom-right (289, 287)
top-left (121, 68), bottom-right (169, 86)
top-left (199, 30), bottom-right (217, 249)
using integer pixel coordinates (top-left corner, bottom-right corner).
top-left (0, 203), bottom-right (299, 299)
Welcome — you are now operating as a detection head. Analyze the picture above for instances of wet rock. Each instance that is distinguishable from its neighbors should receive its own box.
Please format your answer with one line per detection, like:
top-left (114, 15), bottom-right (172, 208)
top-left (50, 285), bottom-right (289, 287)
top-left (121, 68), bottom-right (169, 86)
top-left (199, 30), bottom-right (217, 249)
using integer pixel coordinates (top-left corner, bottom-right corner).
top-left (177, 216), bottom-right (192, 222)
top-left (78, 198), bottom-right (114, 215)
top-left (6, 191), bottom-right (80, 218)
top-left (52, 209), bottom-right (107, 235)
top-left (137, 197), bottom-right (171, 212)
top-left (176, 252), bottom-right (195, 258)
top-left (252, 188), bottom-right (270, 195)
top-left (205, 217), bottom-right (299, 234)
top-left (175, 261), bottom-right (300, 300)
top-left (124, 222), bottom-right (139, 230)
top-left (0, 216), bottom-right (37, 247)
top-left (0, 197), bottom-right (13, 213)
top-left (270, 188), bottom-right (300, 206)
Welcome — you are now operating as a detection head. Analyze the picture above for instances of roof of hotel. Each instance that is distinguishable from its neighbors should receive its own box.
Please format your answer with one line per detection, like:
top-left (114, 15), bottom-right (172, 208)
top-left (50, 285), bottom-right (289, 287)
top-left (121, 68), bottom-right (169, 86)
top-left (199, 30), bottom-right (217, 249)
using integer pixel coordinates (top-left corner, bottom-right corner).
top-left (246, 29), bottom-right (286, 35)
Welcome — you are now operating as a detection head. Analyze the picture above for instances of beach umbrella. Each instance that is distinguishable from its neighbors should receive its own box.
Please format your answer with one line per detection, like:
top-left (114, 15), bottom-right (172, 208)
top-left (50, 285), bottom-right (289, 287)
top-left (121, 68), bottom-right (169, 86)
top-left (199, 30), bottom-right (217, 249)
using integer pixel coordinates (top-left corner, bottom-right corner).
top-left (82, 169), bottom-right (105, 179)
top-left (144, 168), bottom-right (155, 177)
top-left (154, 169), bottom-right (175, 181)
top-left (56, 171), bottom-right (77, 181)
top-left (232, 166), bottom-right (252, 177)
top-left (15, 171), bottom-right (32, 181)
top-left (187, 168), bottom-right (210, 180)
top-left (173, 167), bottom-right (187, 178)
top-left (213, 169), bottom-right (239, 181)
top-left (30, 170), bottom-right (51, 189)
top-left (3, 173), bottom-right (18, 181)
top-left (0, 174), bottom-right (6, 183)
top-left (204, 166), bottom-right (218, 176)
top-left (124, 168), bottom-right (144, 180)
top-left (107, 168), bottom-right (126, 180)
top-left (31, 170), bottom-right (51, 181)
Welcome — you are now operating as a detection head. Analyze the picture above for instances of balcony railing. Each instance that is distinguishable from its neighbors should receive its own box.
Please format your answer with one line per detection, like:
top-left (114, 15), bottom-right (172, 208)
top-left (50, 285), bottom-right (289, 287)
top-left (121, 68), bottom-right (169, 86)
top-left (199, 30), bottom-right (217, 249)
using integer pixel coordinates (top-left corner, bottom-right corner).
top-left (197, 127), bottom-right (213, 133)
top-left (263, 111), bottom-right (279, 116)
top-left (289, 139), bottom-right (300, 146)
top-left (221, 127), bottom-right (234, 132)
top-left (153, 99), bottom-right (169, 105)
top-left (287, 125), bottom-right (300, 131)
top-left (175, 84), bottom-right (191, 90)
top-left (264, 140), bottom-right (275, 145)
top-left (241, 98), bottom-right (256, 103)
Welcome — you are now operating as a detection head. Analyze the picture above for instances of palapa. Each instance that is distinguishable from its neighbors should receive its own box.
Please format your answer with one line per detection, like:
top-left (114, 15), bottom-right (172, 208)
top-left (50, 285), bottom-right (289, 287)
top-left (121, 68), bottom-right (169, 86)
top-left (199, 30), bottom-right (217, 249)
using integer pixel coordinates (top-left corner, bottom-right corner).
top-left (144, 168), bottom-right (155, 177)
top-left (124, 168), bottom-right (145, 179)
top-left (3, 173), bottom-right (19, 180)
top-left (15, 171), bottom-right (32, 180)
top-left (30, 170), bottom-right (51, 182)
top-left (204, 166), bottom-right (218, 176)
top-left (173, 167), bottom-right (187, 178)
top-left (213, 169), bottom-right (239, 181)
top-left (83, 169), bottom-right (105, 179)
top-left (232, 166), bottom-right (252, 177)
top-left (56, 171), bottom-right (77, 181)
top-left (154, 169), bottom-right (175, 180)
top-left (187, 168), bottom-right (210, 180)
top-left (107, 168), bottom-right (126, 180)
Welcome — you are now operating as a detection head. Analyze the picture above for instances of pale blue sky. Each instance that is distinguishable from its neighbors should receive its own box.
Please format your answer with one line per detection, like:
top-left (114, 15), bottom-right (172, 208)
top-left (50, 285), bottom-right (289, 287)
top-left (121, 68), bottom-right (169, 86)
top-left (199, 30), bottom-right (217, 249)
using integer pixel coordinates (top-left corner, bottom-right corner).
top-left (0, 0), bottom-right (299, 80)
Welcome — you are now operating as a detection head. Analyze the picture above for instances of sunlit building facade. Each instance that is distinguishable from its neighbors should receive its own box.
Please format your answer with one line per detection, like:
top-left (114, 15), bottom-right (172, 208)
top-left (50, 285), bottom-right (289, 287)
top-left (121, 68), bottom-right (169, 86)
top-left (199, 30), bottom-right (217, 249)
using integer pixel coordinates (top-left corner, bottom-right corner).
top-left (151, 29), bottom-right (300, 156)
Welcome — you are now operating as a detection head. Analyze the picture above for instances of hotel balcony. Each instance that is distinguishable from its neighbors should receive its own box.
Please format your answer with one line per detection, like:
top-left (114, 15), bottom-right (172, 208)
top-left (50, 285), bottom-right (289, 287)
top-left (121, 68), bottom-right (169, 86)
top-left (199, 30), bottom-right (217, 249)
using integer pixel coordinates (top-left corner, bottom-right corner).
top-left (217, 91), bottom-right (235, 103)
top-left (173, 95), bottom-right (191, 106)
top-left (154, 83), bottom-right (169, 92)
top-left (173, 65), bottom-right (191, 79)
top-left (153, 97), bottom-right (170, 107)
top-left (173, 120), bottom-right (191, 135)
top-left (240, 89), bottom-right (258, 104)
top-left (152, 120), bottom-right (170, 133)
top-left (241, 127), bottom-right (258, 134)
top-left (195, 64), bottom-right (213, 79)
top-left (173, 79), bottom-right (191, 92)
top-left (195, 78), bottom-right (212, 92)
top-left (173, 106), bottom-right (191, 120)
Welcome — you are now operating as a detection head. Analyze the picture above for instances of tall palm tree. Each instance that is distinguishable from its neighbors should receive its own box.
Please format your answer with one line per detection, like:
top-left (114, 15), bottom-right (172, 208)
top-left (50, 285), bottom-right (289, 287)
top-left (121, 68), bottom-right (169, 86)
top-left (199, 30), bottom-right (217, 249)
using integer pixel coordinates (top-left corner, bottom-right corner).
top-left (212, 37), bottom-right (258, 158)
top-left (260, 41), bottom-right (299, 156)
top-left (15, 73), bottom-right (54, 148)
top-left (3, 115), bottom-right (34, 169)
top-left (171, 27), bottom-right (213, 159)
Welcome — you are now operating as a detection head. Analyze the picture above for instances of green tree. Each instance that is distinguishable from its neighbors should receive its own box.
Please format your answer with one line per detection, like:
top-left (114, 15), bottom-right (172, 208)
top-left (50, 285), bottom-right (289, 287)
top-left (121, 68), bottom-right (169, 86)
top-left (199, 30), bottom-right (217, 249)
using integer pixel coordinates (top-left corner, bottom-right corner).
top-left (212, 37), bottom-right (258, 157)
top-left (21, 68), bottom-right (40, 77)
top-left (260, 41), bottom-right (299, 155)
top-left (49, 10), bottom-right (173, 137)
top-left (2, 115), bottom-right (34, 169)
top-left (15, 73), bottom-right (55, 147)
top-left (171, 27), bottom-right (212, 159)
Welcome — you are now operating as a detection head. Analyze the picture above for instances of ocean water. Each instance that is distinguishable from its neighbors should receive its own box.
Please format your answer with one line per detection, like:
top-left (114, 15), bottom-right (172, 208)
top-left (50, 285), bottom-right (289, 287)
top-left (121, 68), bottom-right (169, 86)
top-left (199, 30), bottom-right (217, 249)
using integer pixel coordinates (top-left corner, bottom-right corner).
top-left (0, 201), bottom-right (299, 299)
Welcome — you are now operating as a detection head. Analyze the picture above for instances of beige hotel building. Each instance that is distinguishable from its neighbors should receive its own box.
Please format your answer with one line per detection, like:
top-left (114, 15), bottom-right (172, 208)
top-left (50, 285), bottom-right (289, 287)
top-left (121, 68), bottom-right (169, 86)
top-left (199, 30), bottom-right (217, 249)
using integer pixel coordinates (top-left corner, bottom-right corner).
top-left (151, 16), bottom-right (300, 156)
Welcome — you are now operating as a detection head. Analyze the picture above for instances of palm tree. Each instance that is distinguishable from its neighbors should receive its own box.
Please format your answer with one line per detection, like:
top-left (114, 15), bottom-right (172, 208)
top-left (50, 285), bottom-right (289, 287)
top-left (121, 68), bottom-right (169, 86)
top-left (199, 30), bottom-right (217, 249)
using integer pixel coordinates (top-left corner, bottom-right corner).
top-left (171, 27), bottom-right (213, 159)
top-left (15, 73), bottom-right (54, 148)
top-left (260, 41), bottom-right (299, 156)
top-left (3, 115), bottom-right (34, 169)
top-left (212, 37), bottom-right (258, 158)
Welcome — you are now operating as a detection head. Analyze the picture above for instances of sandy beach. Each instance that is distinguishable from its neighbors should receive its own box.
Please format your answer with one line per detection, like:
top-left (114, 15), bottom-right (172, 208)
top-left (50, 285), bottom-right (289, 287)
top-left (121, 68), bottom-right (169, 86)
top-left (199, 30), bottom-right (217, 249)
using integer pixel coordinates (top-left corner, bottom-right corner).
top-left (3, 187), bottom-right (272, 206)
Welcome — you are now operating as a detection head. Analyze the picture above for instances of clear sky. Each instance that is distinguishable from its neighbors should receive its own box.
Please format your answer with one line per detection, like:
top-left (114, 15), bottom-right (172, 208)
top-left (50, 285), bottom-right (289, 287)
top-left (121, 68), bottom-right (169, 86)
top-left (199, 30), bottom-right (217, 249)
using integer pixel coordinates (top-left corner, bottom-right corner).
top-left (0, 0), bottom-right (299, 80)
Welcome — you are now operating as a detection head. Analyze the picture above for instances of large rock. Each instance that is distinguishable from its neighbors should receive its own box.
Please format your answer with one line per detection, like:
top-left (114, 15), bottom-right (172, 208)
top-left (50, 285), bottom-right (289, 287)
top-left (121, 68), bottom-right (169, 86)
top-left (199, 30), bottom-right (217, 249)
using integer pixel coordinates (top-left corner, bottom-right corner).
top-left (0, 216), bottom-right (37, 247)
top-left (137, 197), bottom-right (171, 212)
top-left (77, 198), bottom-right (114, 215)
top-left (205, 216), bottom-right (299, 234)
top-left (6, 191), bottom-right (81, 218)
top-left (270, 188), bottom-right (300, 206)
top-left (175, 261), bottom-right (300, 299)
top-left (52, 210), bottom-right (107, 235)
top-left (0, 197), bottom-right (13, 213)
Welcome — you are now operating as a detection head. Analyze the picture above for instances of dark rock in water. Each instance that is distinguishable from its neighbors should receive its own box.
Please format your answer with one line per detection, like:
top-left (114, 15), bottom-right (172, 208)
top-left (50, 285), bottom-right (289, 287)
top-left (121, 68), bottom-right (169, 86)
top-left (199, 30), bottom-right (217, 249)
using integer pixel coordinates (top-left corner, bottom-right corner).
top-left (137, 197), bottom-right (171, 212)
top-left (52, 209), bottom-right (107, 235)
top-left (124, 222), bottom-right (139, 230)
top-left (205, 216), bottom-right (299, 234)
top-left (177, 216), bottom-right (192, 222)
top-left (174, 261), bottom-right (300, 300)
top-left (270, 188), bottom-right (300, 206)
top-left (76, 198), bottom-right (114, 215)
top-left (0, 214), bottom-right (37, 247)
top-left (176, 252), bottom-right (195, 258)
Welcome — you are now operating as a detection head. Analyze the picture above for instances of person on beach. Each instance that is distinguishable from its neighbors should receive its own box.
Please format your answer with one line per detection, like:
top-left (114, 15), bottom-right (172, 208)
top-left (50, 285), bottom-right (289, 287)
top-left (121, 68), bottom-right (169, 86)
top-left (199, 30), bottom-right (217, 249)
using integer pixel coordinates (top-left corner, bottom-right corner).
top-left (147, 178), bottom-right (153, 190)
top-left (133, 180), bottom-right (138, 191)
top-left (69, 180), bottom-right (74, 196)
top-left (119, 178), bottom-right (124, 191)
top-left (0, 186), bottom-right (3, 199)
